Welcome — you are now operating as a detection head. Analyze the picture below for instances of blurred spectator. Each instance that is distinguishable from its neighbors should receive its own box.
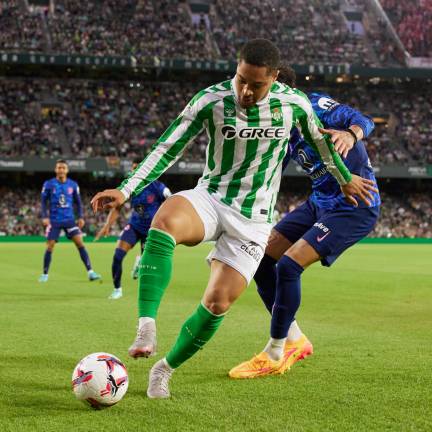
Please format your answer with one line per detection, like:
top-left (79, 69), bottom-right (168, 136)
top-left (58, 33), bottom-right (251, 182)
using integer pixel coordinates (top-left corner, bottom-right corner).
top-left (380, 0), bottom-right (432, 58)
top-left (0, 0), bottom-right (46, 52)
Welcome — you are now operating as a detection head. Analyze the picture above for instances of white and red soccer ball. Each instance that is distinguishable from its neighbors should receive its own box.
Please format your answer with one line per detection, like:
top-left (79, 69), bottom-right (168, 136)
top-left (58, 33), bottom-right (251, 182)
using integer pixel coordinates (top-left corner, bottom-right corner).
top-left (72, 353), bottom-right (128, 409)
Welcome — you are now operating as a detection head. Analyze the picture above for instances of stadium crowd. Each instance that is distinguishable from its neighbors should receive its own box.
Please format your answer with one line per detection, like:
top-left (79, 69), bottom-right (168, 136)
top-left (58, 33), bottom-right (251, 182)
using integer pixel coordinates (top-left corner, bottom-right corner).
top-left (0, 187), bottom-right (430, 238)
top-left (213, 0), bottom-right (376, 65)
top-left (0, 0), bottom-right (407, 66)
top-left (1, 78), bottom-right (431, 165)
top-left (380, 0), bottom-right (432, 58)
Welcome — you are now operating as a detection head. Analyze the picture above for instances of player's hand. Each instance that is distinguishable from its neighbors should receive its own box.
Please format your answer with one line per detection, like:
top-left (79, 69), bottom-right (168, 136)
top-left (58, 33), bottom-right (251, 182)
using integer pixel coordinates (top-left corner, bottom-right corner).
top-left (42, 218), bottom-right (50, 227)
top-left (319, 127), bottom-right (355, 158)
top-left (91, 189), bottom-right (126, 213)
top-left (77, 218), bottom-right (85, 229)
top-left (340, 175), bottom-right (379, 207)
top-left (94, 225), bottom-right (110, 241)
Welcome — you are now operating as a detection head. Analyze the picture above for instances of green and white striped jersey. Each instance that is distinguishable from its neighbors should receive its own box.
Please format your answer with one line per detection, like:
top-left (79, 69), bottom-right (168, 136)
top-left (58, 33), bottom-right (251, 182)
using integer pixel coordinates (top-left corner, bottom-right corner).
top-left (119, 78), bottom-right (352, 223)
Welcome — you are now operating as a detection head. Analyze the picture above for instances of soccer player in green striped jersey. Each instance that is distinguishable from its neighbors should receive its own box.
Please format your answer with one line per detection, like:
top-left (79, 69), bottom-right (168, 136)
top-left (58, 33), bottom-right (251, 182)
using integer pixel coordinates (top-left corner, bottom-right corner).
top-left (91, 39), bottom-right (376, 398)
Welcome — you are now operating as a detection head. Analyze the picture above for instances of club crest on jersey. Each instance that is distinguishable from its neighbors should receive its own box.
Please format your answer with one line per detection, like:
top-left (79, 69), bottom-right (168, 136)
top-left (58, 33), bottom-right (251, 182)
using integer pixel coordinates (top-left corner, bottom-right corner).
top-left (271, 107), bottom-right (283, 122)
top-left (221, 125), bottom-right (286, 140)
top-left (67, 187), bottom-right (74, 194)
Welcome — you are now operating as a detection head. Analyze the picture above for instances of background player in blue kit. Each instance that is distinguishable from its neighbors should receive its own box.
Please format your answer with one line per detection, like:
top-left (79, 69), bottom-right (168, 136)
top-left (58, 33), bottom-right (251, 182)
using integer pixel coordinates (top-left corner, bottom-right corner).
top-left (39, 159), bottom-right (101, 283)
top-left (95, 158), bottom-right (171, 300)
top-left (229, 89), bottom-right (381, 378)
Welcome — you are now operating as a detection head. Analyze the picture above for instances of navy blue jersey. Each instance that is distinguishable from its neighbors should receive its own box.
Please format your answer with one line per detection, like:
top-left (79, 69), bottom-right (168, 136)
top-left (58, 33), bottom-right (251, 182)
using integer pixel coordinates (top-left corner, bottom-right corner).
top-left (284, 92), bottom-right (380, 210)
top-left (41, 178), bottom-right (83, 223)
top-left (129, 181), bottom-right (168, 233)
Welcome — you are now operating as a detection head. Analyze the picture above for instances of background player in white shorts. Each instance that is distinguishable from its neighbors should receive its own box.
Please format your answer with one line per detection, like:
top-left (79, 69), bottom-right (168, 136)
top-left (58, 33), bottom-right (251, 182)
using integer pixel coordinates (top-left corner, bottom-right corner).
top-left (91, 39), bottom-right (376, 399)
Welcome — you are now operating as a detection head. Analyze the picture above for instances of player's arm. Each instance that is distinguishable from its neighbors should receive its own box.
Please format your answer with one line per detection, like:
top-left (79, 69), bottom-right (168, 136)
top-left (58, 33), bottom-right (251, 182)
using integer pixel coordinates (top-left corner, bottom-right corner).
top-left (293, 93), bottom-right (377, 207)
top-left (317, 100), bottom-right (375, 158)
top-left (41, 182), bottom-right (50, 226)
top-left (73, 184), bottom-right (85, 229)
top-left (94, 207), bottom-right (121, 241)
top-left (91, 93), bottom-right (214, 212)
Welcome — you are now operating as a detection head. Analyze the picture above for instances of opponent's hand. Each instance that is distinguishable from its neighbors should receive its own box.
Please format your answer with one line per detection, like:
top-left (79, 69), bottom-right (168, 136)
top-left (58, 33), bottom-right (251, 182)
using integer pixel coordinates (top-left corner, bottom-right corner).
top-left (42, 218), bottom-right (50, 227)
top-left (319, 127), bottom-right (355, 158)
top-left (77, 218), bottom-right (85, 229)
top-left (91, 189), bottom-right (126, 213)
top-left (94, 225), bottom-right (110, 241)
top-left (340, 175), bottom-right (378, 207)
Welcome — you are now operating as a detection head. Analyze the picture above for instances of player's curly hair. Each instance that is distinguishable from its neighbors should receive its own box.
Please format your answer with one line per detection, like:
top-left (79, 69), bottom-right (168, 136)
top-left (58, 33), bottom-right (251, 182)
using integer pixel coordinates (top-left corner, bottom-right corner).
top-left (278, 64), bottom-right (296, 87)
top-left (239, 39), bottom-right (280, 71)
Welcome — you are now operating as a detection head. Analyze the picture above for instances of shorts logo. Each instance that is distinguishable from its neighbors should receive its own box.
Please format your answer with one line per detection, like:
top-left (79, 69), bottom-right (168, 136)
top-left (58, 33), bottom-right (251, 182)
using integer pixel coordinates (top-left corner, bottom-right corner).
top-left (146, 194), bottom-right (155, 204)
top-left (221, 125), bottom-right (287, 140)
top-left (314, 222), bottom-right (331, 242)
top-left (240, 241), bottom-right (263, 264)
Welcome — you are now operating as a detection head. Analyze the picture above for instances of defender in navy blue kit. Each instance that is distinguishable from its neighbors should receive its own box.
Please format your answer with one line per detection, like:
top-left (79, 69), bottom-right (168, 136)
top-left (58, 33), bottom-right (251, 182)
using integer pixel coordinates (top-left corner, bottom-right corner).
top-left (95, 158), bottom-right (171, 299)
top-left (275, 92), bottom-right (380, 266)
top-left (39, 159), bottom-right (101, 283)
top-left (229, 91), bottom-right (381, 378)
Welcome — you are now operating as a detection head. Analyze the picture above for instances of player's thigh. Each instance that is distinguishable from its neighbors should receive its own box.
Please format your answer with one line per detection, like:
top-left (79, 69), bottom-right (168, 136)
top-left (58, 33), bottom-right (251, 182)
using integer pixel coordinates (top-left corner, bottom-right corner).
top-left (285, 238), bottom-right (321, 269)
top-left (117, 224), bottom-right (138, 251)
top-left (266, 229), bottom-right (293, 260)
top-left (202, 259), bottom-right (248, 315)
top-left (116, 240), bottom-right (134, 253)
top-left (71, 234), bottom-right (84, 248)
top-left (151, 195), bottom-right (205, 245)
top-left (271, 199), bottom-right (317, 260)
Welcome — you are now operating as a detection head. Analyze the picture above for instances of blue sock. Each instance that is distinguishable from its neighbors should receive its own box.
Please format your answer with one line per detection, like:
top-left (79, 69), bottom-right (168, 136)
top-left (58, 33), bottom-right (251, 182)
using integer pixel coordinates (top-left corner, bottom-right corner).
top-left (112, 248), bottom-right (127, 289)
top-left (270, 255), bottom-right (304, 339)
top-left (78, 246), bottom-right (92, 271)
top-left (254, 254), bottom-right (278, 313)
top-left (43, 250), bottom-right (52, 274)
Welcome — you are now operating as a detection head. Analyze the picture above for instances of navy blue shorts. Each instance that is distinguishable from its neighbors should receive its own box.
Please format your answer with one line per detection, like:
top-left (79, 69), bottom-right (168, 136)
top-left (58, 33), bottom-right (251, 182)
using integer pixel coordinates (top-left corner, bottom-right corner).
top-left (46, 220), bottom-right (82, 241)
top-left (119, 224), bottom-right (148, 250)
top-left (274, 198), bottom-right (380, 266)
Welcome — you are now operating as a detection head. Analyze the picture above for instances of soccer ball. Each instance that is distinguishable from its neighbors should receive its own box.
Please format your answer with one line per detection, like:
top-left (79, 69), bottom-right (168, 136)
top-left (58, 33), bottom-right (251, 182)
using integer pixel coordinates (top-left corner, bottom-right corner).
top-left (72, 352), bottom-right (129, 409)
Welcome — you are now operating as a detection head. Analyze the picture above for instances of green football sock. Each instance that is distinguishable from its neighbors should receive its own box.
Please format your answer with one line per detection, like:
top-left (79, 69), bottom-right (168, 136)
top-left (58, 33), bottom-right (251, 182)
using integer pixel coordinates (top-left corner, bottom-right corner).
top-left (138, 228), bottom-right (176, 318)
top-left (166, 303), bottom-right (226, 369)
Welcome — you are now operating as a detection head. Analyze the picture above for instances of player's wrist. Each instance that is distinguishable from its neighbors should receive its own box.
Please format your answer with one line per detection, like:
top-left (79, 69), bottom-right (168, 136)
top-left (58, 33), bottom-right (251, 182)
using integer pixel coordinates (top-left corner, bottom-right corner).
top-left (346, 128), bottom-right (358, 146)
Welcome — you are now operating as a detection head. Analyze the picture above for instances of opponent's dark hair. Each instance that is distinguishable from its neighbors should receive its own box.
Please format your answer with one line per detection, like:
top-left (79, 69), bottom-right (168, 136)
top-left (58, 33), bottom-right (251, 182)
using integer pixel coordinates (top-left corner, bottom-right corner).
top-left (132, 157), bottom-right (142, 165)
top-left (239, 39), bottom-right (280, 71)
top-left (278, 64), bottom-right (296, 87)
top-left (56, 159), bottom-right (68, 165)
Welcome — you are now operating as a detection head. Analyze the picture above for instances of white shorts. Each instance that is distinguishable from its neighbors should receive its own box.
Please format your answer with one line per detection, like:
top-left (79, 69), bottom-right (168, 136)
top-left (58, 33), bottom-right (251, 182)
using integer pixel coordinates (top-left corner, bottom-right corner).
top-left (175, 187), bottom-right (271, 284)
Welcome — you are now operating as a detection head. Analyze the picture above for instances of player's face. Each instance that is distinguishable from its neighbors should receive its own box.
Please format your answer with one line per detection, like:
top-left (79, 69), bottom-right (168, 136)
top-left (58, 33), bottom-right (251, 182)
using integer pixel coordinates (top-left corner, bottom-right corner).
top-left (55, 163), bottom-right (68, 179)
top-left (235, 61), bottom-right (279, 109)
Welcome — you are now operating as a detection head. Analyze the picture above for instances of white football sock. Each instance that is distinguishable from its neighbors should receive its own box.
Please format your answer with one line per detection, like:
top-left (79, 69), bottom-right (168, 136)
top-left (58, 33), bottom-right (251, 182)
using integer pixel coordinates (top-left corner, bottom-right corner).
top-left (287, 320), bottom-right (303, 342)
top-left (264, 337), bottom-right (286, 361)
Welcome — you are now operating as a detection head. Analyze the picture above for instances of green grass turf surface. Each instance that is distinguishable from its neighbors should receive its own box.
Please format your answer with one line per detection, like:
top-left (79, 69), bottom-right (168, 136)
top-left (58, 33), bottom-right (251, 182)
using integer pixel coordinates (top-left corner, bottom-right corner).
top-left (0, 243), bottom-right (431, 432)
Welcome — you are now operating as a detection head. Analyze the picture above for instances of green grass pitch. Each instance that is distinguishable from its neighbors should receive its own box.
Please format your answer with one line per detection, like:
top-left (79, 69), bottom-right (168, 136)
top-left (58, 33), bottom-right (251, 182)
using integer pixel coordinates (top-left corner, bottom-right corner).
top-left (0, 242), bottom-right (431, 432)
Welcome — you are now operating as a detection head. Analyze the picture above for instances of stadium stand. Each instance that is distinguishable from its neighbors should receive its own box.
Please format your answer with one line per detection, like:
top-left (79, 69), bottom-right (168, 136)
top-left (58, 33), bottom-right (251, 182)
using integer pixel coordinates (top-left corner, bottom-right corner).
top-left (1, 0), bottom-right (413, 66)
top-left (380, 0), bottom-right (432, 58)
top-left (1, 78), bottom-right (431, 165)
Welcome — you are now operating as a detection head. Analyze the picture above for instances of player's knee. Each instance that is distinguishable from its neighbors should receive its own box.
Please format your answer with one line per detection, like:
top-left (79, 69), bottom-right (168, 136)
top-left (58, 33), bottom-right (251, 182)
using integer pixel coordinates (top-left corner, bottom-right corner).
top-left (151, 215), bottom-right (180, 238)
top-left (203, 300), bottom-right (231, 315)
